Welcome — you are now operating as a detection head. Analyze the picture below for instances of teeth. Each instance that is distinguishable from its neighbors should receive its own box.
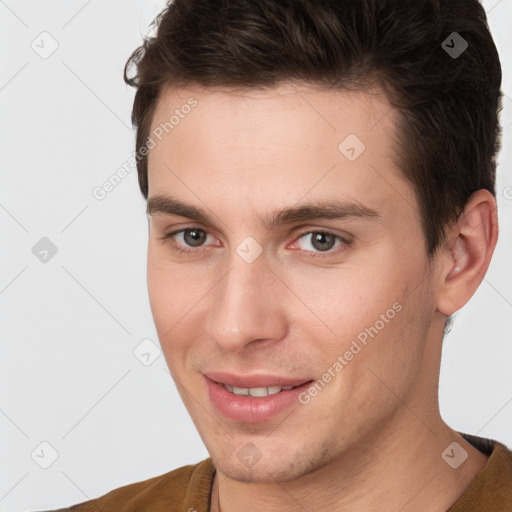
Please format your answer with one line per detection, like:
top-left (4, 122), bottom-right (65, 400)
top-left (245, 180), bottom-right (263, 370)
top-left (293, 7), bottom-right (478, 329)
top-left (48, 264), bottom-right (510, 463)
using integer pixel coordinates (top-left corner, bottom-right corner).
top-left (248, 387), bottom-right (268, 397)
top-left (223, 383), bottom-right (298, 397)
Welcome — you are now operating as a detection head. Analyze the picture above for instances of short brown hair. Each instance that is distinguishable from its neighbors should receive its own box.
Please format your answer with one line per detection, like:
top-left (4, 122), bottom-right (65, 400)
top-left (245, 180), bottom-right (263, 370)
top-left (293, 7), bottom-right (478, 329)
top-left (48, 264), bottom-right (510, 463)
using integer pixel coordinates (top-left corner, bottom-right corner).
top-left (124, 0), bottom-right (502, 255)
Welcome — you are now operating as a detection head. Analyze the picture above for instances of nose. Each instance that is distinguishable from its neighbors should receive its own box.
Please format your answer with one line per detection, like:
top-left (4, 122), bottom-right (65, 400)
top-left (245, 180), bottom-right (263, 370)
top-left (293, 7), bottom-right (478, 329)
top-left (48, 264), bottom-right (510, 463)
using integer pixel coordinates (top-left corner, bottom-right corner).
top-left (206, 253), bottom-right (288, 352)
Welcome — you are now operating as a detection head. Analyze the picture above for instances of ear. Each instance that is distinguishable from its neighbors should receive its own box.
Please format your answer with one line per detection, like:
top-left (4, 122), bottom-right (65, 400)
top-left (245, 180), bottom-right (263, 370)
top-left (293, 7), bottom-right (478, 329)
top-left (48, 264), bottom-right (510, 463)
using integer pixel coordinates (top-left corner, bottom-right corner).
top-left (436, 189), bottom-right (499, 316)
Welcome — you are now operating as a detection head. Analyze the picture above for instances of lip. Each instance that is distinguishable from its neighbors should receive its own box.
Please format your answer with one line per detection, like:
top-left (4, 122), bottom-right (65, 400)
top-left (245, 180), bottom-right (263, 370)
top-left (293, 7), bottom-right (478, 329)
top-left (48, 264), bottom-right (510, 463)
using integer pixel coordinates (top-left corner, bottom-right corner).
top-left (204, 373), bottom-right (314, 424)
top-left (204, 371), bottom-right (311, 389)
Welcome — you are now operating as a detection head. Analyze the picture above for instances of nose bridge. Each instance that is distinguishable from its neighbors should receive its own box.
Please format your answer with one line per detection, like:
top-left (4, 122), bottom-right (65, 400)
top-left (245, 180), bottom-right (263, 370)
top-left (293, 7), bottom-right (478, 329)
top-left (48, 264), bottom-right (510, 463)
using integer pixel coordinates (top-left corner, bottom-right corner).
top-left (206, 251), bottom-right (286, 351)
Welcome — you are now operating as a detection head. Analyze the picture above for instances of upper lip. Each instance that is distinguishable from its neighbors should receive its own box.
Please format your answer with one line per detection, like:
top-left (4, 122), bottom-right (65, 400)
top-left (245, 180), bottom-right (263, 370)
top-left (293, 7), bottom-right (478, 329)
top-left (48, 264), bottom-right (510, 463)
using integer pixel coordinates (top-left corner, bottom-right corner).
top-left (204, 371), bottom-right (312, 388)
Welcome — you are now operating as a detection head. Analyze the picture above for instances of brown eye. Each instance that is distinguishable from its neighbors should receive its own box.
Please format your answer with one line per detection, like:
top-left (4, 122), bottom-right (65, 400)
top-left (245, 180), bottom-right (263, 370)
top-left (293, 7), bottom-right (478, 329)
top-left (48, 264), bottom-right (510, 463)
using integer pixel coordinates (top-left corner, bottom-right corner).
top-left (310, 232), bottom-right (337, 252)
top-left (297, 231), bottom-right (342, 253)
top-left (182, 228), bottom-right (208, 247)
top-left (293, 230), bottom-right (351, 260)
top-left (161, 227), bottom-right (216, 256)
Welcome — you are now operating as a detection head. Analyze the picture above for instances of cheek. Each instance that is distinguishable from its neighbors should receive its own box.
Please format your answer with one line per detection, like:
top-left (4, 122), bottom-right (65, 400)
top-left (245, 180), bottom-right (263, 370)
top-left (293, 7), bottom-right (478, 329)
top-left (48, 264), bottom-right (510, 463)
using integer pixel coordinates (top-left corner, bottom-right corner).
top-left (146, 246), bottom-right (192, 351)
top-left (296, 252), bottom-right (427, 374)
top-left (147, 247), bottom-right (170, 328)
top-left (146, 268), bottom-right (191, 376)
top-left (146, 243), bottom-right (217, 367)
top-left (282, 257), bottom-right (399, 334)
top-left (351, 266), bottom-right (436, 393)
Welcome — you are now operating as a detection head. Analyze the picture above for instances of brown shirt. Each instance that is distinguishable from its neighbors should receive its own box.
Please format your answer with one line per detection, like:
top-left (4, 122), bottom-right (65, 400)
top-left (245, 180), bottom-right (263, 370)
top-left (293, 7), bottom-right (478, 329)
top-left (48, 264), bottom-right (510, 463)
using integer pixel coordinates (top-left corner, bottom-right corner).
top-left (45, 433), bottom-right (512, 511)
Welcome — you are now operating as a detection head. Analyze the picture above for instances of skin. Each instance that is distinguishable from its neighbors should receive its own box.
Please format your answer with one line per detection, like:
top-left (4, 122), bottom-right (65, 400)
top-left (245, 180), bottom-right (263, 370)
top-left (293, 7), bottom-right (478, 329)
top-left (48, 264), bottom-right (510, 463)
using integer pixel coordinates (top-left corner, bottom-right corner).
top-left (145, 82), bottom-right (498, 512)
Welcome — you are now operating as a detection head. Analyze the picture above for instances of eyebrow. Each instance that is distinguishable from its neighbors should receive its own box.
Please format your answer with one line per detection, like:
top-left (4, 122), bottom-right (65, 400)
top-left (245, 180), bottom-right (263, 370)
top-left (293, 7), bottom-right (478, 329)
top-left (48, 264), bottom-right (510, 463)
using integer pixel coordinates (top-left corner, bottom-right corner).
top-left (146, 194), bottom-right (380, 229)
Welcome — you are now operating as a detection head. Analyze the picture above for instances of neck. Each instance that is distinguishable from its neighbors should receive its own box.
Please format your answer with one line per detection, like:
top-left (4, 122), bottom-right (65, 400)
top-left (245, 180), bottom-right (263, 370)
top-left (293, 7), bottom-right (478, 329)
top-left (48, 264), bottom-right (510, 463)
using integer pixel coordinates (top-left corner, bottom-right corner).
top-left (209, 415), bottom-right (488, 512)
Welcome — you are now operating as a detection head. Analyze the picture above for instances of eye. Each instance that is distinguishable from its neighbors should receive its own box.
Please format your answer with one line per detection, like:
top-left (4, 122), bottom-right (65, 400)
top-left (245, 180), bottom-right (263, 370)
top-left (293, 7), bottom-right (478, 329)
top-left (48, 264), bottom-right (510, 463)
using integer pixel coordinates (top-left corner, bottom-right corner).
top-left (176, 228), bottom-right (208, 247)
top-left (294, 231), bottom-right (349, 258)
top-left (160, 227), bottom-right (351, 259)
top-left (161, 227), bottom-right (215, 255)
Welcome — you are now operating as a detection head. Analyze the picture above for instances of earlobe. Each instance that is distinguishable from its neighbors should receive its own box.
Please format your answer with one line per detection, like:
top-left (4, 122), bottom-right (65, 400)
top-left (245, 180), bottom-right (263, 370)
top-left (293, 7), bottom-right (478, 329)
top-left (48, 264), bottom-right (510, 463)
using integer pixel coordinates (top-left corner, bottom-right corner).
top-left (437, 190), bottom-right (498, 316)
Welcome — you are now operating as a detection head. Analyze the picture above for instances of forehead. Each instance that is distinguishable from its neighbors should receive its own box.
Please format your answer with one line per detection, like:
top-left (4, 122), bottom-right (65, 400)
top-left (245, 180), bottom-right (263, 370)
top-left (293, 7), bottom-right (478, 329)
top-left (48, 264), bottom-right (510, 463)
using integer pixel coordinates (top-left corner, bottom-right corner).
top-left (149, 82), bottom-right (395, 149)
top-left (146, 82), bottom-right (417, 223)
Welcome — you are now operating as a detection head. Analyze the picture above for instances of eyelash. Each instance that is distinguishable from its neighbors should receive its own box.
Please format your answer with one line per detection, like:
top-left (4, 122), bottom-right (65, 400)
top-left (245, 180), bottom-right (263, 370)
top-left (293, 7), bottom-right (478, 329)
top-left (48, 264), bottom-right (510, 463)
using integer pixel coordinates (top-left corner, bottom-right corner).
top-left (160, 227), bottom-right (351, 259)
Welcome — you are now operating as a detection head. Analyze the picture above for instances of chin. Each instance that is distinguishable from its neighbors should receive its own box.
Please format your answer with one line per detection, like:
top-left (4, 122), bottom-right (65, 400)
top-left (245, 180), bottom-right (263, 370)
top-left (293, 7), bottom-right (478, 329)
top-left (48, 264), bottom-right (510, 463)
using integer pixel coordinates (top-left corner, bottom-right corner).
top-left (214, 459), bottom-right (297, 484)
top-left (210, 442), bottom-right (331, 484)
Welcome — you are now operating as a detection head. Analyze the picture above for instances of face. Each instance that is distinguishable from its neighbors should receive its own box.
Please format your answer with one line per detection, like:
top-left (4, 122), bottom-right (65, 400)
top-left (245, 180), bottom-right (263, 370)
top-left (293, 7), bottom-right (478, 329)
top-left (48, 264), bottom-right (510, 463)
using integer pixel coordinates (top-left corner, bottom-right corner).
top-left (146, 83), bottom-right (443, 483)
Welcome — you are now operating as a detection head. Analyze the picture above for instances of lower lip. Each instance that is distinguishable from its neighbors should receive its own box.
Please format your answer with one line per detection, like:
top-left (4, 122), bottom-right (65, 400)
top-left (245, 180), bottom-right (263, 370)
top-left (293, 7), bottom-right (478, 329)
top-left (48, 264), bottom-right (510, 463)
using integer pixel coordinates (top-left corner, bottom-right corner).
top-left (204, 377), bottom-right (313, 423)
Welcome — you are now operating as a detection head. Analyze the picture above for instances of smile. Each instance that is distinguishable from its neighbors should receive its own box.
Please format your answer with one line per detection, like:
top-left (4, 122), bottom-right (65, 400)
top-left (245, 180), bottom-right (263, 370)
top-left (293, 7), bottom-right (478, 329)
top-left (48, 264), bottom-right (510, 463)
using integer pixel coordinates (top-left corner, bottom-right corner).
top-left (221, 383), bottom-right (300, 397)
top-left (205, 375), bottom-right (314, 423)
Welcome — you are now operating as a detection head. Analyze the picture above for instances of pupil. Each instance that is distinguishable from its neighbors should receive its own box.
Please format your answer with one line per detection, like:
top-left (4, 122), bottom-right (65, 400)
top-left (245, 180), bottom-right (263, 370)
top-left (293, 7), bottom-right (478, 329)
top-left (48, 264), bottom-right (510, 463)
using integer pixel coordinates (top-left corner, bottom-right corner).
top-left (313, 232), bottom-right (334, 251)
top-left (185, 229), bottom-right (206, 246)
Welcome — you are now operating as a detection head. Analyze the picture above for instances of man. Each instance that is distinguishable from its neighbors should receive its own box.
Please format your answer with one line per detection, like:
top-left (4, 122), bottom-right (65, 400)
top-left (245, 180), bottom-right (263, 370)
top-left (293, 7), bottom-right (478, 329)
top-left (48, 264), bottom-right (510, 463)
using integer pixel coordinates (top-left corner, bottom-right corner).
top-left (49, 0), bottom-right (511, 510)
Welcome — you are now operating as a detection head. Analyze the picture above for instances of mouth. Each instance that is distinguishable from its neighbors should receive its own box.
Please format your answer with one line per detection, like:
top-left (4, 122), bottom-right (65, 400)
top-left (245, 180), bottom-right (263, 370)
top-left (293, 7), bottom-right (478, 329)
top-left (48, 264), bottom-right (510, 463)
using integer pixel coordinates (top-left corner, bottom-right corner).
top-left (219, 382), bottom-right (303, 397)
top-left (203, 373), bottom-right (314, 423)
top-left (204, 370), bottom-right (312, 389)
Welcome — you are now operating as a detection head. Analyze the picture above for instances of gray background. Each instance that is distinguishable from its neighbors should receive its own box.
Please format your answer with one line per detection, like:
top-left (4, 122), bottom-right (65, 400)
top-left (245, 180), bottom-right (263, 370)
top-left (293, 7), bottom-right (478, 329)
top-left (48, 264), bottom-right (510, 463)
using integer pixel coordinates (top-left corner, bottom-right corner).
top-left (1, 1), bottom-right (511, 510)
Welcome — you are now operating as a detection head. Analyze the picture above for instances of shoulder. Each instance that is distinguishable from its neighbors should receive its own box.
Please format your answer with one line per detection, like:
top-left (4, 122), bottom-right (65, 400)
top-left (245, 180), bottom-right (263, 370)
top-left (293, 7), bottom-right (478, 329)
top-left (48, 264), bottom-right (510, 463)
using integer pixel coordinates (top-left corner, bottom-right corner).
top-left (42, 458), bottom-right (214, 512)
top-left (449, 434), bottom-right (512, 511)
